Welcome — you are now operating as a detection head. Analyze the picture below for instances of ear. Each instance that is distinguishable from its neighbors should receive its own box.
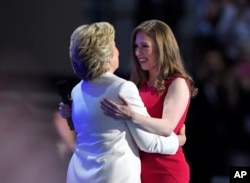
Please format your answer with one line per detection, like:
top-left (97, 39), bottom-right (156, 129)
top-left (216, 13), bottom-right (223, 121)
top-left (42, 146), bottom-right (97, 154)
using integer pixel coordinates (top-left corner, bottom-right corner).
top-left (106, 61), bottom-right (112, 70)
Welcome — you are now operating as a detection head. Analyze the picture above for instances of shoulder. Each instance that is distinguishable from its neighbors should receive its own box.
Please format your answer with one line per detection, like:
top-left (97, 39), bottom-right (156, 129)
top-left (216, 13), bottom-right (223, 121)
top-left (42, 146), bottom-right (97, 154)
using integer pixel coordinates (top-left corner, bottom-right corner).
top-left (167, 77), bottom-right (190, 96)
top-left (109, 75), bottom-right (139, 95)
top-left (120, 80), bottom-right (138, 93)
top-left (166, 76), bottom-right (189, 87)
top-left (172, 77), bottom-right (187, 85)
top-left (71, 80), bottom-right (83, 95)
top-left (122, 80), bottom-right (137, 87)
top-left (170, 77), bottom-right (188, 88)
top-left (111, 74), bottom-right (137, 89)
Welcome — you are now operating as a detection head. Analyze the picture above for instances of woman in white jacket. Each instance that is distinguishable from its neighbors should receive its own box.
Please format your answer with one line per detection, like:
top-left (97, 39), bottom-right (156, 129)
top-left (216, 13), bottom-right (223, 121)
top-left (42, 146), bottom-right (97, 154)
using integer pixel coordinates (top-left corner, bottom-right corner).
top-left (59, 22), bottom-right (186, 183)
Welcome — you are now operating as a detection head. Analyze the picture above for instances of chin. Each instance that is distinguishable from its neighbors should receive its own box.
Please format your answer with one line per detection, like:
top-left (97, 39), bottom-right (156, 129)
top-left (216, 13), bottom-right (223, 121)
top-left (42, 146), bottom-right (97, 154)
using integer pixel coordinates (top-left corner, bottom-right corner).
top-left (140, 66), bottom-right (148, 71)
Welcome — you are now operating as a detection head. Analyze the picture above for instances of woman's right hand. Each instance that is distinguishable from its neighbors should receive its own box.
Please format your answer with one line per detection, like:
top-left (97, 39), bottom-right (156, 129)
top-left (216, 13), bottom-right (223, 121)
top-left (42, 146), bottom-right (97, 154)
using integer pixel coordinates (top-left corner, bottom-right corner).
top-left (58, 103), bottom-right (72, 118)
top-left (100, 94), bottom-right (133, 121)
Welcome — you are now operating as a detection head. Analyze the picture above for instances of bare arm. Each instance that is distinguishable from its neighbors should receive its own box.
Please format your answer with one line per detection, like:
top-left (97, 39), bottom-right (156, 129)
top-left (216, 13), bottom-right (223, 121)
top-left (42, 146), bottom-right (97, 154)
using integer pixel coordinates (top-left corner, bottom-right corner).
top-left (117, 81), bottom-right (182, 154)
top-left (59, 101), bottom-right (186, 148)
top-left (58, 81), bottom-right (186, 154)
top-left (101, 78), bottom-right (190, 136)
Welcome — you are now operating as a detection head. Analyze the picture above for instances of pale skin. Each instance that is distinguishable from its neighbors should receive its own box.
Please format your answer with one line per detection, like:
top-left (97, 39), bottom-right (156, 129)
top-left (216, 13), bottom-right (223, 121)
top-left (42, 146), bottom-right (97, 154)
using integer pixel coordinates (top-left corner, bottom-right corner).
top-left (100, 31), bottom-right (191, 137)
top-left (58, 40), bottom-right (187, 146)
top-left (58, 103), bottom-right (186, 146)
top-left (100, 78), bottom-right (189, 137)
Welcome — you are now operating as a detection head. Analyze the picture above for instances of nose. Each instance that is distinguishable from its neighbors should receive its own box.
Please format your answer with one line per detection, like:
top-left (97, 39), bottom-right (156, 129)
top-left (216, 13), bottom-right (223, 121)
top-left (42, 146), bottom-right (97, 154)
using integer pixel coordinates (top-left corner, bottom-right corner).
top-left (135, 48), bottom-right (140, 56)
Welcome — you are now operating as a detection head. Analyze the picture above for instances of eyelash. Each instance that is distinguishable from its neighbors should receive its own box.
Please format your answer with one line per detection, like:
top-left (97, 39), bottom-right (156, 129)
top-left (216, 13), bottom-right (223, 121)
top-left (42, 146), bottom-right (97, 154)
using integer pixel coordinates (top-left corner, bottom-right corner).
top-left (134, 45), bottom-right (149, 49)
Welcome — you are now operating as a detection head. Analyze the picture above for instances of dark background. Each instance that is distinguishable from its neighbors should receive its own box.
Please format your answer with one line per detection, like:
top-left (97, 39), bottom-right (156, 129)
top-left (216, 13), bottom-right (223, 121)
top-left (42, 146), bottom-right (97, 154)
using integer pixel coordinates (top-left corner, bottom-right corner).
top-left (1, 1), bottom-right (250, 183)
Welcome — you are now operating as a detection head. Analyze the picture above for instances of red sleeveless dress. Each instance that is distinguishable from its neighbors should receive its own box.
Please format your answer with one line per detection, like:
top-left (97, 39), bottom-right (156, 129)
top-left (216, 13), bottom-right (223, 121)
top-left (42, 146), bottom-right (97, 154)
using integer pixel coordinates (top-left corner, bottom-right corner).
top-left (139, 76), bottom-right (190, 183)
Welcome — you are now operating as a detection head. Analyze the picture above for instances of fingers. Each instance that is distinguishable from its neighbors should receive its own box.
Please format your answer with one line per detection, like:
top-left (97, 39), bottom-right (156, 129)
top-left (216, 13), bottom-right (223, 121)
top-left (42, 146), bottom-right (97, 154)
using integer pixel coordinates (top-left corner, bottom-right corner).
top-left (181, 124), bottom-right (186, 131)
top-left (100, 99), bottom-right (128, 120)
top-left (100, 99), bottom-right (119, 115)
top-left (100, 102), bottom-right (118, 119)
top-left (58, 103), bottom-right (71, 118)
top-left (59, 103), bottom-right (70, 108)
top-left (179, 124), bottom-right (186, 135)
top-left (102, 98), bottom-right (118, 108)
top-left (101, 99), bottom-right (119, 111)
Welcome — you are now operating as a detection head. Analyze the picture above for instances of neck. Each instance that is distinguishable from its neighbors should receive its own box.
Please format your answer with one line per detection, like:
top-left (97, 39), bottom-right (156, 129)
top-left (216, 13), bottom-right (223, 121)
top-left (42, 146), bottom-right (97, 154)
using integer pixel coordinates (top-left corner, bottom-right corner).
top-left (107, 63), bottom-right (116, 73)
top-left (148, 71), bottom-right (158, 86)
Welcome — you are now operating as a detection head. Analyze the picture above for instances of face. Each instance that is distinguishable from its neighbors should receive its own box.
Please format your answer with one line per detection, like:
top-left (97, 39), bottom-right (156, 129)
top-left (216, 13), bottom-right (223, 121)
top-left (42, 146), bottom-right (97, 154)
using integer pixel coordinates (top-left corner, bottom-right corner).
top-left (109, 41), bottom-right (119, 72)
top-left (134, 31), bottom-right (158, 72)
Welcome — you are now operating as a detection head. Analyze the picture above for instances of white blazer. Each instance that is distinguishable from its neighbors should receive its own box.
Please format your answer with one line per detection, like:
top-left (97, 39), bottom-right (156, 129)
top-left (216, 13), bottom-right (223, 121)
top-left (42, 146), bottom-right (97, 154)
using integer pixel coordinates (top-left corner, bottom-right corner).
top-left (67, 72), bottom-right (178, 183)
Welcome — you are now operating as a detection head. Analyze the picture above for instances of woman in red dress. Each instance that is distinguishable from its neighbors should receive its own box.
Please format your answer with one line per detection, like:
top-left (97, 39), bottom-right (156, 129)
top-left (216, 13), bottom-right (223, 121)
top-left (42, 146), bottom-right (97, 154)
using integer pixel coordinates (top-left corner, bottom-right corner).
top-left (101, 19), bottom-right (198, 183)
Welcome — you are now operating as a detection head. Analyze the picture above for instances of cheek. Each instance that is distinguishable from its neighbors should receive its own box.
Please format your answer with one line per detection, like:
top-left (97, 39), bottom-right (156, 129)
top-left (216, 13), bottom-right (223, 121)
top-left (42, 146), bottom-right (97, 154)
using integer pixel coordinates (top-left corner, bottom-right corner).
top-left (148, 55), bottom-right (159, 68)
top-left (147, 51), bottom-right (155, 60)
top-left (148, 48), bottom-right (158, 61)
top-left (114, 48), bottom-right (118, 56)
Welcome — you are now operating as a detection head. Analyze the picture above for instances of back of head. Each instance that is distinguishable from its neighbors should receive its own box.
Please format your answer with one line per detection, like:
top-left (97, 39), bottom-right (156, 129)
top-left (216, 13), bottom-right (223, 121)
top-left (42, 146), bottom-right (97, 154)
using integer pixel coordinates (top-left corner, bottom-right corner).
top-left (69, 22), bottom-right (115, 80)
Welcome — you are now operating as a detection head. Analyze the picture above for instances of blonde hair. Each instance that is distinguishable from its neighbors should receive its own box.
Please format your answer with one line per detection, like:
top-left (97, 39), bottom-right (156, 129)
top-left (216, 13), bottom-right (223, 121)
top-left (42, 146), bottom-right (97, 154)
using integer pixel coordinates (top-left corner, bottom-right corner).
top-left (130, 19), bottom-right (198, 97)
top-left (69, 22), bottom-right (115, 80)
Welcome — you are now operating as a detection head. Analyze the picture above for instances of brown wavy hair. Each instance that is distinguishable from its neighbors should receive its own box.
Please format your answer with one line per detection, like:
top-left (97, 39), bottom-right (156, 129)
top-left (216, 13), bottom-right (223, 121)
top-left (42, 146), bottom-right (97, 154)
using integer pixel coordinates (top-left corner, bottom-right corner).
top-left (130, 19), bottom-right (198, 97)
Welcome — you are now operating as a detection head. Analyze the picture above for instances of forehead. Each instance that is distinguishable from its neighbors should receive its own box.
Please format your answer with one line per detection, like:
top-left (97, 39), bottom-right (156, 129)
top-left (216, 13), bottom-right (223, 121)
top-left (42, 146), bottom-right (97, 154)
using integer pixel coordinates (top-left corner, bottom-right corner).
top-left (135, 31), bottom-right (153, 43)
